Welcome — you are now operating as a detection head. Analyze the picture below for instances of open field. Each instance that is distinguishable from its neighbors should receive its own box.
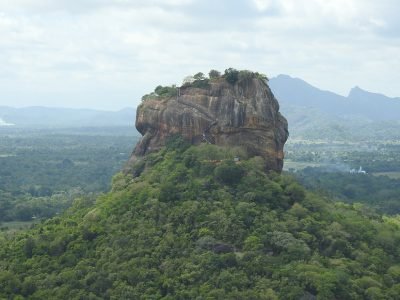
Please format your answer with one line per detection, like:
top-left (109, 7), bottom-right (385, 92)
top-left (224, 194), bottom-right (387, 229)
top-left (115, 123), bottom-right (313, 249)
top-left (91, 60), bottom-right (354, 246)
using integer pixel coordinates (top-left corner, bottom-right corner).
top-left (283, 159), bottom-right (325, 171)
top-left (372, 172), bottom-right (400, 179)
top-left (0, 220), bottom-right (40, 233)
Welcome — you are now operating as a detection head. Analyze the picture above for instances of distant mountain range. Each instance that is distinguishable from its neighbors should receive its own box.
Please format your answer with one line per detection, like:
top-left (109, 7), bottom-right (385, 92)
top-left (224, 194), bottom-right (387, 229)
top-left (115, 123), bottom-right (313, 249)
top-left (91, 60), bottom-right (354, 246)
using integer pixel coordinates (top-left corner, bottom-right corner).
top-left (269, 74), bottom-right (400, 121)
top-left (0, 106), bottom-right (136, 128)
top-left (269, 75), bottom-right (400, 140)
top-left (1, 76), bottom-right (399, 141)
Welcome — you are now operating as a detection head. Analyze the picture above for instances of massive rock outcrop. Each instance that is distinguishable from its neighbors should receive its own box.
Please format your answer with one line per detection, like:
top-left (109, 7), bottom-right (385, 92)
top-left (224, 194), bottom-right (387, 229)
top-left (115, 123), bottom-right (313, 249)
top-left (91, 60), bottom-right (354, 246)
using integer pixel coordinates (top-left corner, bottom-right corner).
top-left (130, 76), bottom-right (288, 171)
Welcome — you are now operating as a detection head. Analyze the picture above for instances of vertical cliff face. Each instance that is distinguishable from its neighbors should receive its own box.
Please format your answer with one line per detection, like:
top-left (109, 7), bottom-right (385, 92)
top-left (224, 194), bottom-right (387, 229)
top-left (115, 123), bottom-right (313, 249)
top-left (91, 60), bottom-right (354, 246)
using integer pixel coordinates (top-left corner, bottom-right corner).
top-left (130, 76), bottom-right (288, 172)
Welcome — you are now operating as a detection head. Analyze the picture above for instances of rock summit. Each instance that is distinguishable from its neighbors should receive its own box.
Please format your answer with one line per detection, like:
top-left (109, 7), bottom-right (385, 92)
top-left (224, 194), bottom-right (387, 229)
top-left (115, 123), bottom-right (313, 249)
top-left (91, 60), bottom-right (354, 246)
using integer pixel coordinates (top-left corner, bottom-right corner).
top-left (130, 70), bottom-right (289, 171)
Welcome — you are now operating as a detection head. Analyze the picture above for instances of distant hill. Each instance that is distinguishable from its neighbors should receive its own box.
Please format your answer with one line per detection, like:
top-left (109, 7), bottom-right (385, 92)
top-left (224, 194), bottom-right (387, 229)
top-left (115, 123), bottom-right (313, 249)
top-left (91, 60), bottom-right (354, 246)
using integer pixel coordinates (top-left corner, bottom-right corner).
top-left (270, 74), bottom-right (400, 121)
top-left (347, 86), bottom-right (400, 120)
top-left (269, 74), bottom-right (348, 116)
top-left (0, 106), bottom-right (136, 128)
top-left (269, 75), bottom-right (400, 140)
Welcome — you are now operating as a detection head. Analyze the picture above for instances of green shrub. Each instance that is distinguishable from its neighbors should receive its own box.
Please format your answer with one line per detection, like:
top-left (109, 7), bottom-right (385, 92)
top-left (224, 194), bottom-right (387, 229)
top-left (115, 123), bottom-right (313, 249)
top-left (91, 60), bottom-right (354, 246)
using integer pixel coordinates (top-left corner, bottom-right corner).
top-left (209, 69), bottom-right (221, 79)
top-left (193, 72), bottom-right (205, 80)
top-left (141, 85), bottom-right (177, 101)
top-left (224, 68), bottom-right (239, 84)
top-left (191, 79), bottom-right (210, 89)
top-left (165, 135), bottom-right (190, 152)
top-left (255, 72), bottom-right (269, 81)
top-left (214, 161), bottom-right (244, 185)
top-left (238, 70), bottom-right (254, 82)
top-left (154, 85), bottom-right (177, 97)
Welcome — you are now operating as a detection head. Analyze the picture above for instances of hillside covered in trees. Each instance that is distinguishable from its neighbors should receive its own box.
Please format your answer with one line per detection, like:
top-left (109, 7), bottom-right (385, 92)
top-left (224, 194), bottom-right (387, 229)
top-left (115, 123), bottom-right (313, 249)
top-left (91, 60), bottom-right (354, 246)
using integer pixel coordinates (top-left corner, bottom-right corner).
top-left (1, 139), bottom-right (400, 299)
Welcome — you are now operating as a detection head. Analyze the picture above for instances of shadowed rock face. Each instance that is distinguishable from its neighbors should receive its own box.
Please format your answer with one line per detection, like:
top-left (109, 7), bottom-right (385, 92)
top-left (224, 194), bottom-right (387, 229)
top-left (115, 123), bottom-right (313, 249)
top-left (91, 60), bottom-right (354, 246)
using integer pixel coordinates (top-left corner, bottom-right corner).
top-left (130, 77), bottom-right (289, 171)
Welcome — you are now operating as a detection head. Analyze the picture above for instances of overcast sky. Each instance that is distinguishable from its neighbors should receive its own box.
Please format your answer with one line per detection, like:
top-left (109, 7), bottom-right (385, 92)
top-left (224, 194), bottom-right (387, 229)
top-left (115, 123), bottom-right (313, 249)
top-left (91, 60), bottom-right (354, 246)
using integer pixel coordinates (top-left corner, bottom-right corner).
top-left (0, 0), bottom-right (399, 110)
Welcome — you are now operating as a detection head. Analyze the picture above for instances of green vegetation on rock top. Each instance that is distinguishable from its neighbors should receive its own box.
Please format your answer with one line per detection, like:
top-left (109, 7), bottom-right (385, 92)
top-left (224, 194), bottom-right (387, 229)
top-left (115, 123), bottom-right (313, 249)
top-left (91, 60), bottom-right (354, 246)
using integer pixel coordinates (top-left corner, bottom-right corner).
top-left (141, 68), bottom-right (269, 101)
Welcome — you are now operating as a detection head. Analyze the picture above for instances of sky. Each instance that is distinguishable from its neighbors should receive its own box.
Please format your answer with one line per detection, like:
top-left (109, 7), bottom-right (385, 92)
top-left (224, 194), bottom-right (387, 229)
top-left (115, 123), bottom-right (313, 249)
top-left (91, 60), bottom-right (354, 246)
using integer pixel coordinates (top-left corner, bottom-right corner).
top-left (0, 0), bottom-right (399, 110)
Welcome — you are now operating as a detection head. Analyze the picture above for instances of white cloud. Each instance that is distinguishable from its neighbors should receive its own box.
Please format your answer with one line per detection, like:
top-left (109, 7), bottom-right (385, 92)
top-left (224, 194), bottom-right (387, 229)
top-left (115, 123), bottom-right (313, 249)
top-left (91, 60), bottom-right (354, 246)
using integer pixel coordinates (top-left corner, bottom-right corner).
top-left (253, 0), bottom-right (273, 11)
top-left (0, 0), bottom-right (398, 109)
top-left (0, 0), bottom-right (194, 14)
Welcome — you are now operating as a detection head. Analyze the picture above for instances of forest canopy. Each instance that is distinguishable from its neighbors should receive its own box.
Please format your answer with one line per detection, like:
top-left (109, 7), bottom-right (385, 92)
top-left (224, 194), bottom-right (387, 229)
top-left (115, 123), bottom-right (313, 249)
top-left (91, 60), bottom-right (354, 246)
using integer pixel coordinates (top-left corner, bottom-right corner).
top-left (1, 140), bottom-right (400, 299)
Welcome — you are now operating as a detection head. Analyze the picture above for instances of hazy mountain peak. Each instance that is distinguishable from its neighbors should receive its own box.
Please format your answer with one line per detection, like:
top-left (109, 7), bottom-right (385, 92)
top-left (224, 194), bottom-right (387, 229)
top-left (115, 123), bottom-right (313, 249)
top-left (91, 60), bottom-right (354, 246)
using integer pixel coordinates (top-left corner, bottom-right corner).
top-left (347, 86), bottom-right (368, 99)
top-left (349, 85), bottom-right (362, 93)
top-left (269, 74), bottom-right (347, 116)
top-left (270, 75), bottom-right (399, 121)
top-left (348, 85), bottom-right (399, 102)
top-left (273, 74), bottom-right (316, 90)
